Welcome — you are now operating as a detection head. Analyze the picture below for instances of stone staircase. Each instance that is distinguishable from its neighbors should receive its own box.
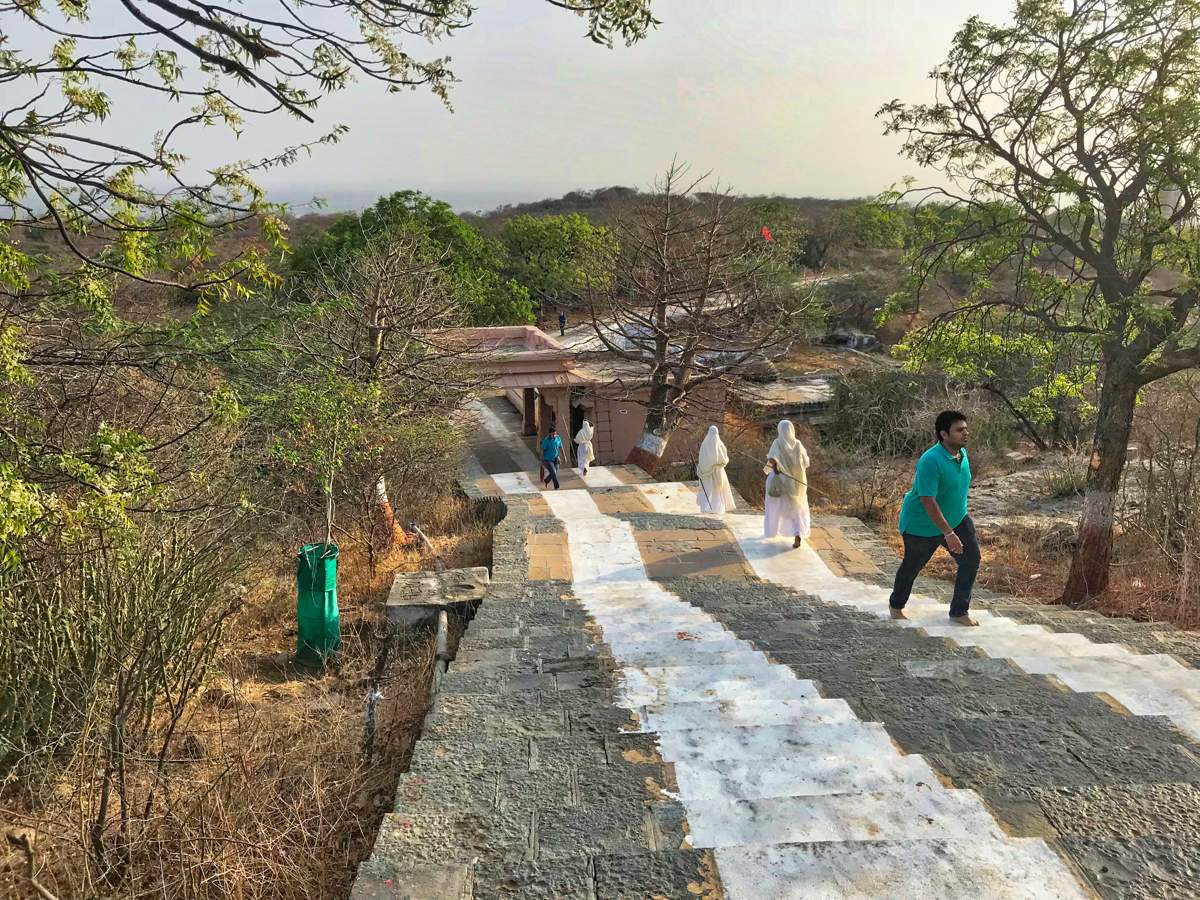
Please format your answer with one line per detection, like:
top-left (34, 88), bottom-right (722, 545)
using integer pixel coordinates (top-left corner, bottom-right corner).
top-left (353, 475), bottom-right (1200, 898)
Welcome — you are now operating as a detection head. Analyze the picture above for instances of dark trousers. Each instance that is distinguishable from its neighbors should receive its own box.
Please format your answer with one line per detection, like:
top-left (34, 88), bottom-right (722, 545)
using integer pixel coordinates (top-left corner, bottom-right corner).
top-left (542, 459), bottom-right (560, 489)
top-left (889, 515), bottom-right (980, 618)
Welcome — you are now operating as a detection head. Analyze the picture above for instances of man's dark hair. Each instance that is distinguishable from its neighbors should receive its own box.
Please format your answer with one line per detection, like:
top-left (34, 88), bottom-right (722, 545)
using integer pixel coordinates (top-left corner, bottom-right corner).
top-left (548, 426), bottom-right (557, 433)
top-left (935, 410), bottom-right (967, 441)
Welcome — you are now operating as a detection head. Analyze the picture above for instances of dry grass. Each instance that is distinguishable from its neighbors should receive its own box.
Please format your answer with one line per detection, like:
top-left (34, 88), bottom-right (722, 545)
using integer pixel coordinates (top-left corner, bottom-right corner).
top-left (2, 496), bottom-right (494, 900)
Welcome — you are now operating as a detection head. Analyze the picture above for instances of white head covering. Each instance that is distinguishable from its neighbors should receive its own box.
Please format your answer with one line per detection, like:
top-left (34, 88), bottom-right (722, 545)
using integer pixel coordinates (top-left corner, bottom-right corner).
top-left (697, 425), bottom-right (728, 476)
top-left (767, 420), bottom-right (809, 495)
top-left (574, 420), bottom-right (594, 444)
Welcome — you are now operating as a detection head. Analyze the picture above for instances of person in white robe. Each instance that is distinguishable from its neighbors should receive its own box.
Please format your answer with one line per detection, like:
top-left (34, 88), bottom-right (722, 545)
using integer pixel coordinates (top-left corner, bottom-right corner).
top-left (696, 425), bottom-right (735, 514)
top-left (764, 419), bottom-right (811, 547)
top-left (574, 420), bottom-right (595, 475)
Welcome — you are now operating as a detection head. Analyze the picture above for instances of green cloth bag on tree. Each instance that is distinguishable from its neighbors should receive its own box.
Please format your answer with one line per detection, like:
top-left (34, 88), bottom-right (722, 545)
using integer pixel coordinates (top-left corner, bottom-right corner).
top-left (296, 542), bottom-right (340, 666)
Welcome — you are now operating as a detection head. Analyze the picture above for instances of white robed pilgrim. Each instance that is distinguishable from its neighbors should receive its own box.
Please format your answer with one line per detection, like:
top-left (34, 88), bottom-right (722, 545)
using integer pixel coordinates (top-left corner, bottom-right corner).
top-left (764, 419), bottom-right (811, 546)
top-left (574, 420), bottom-right (595, 475)
top-left (696, 425), bottom-right (735, 514)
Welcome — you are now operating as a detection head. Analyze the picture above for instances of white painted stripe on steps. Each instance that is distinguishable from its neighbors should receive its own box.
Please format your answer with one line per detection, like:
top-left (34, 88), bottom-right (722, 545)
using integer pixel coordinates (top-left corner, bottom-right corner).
top-left (713, 838), bottom-right (1091, 899)
top-left (637, 698), bottom-right (858, 731)
top-left (635, 481), bottom-right (704, 514)
top-left (656, 722), bottom-right (898, 764)
top-left (687, 789), bottom-right (1006, 846)
top-left (542, 486), bottom-right (1087, 898)
top-left (580, 466), bottom-right (626, 487)
top-left (675, 752), bottom-right (942, 801)
top-left (490, 471), bottom-right (541, 495)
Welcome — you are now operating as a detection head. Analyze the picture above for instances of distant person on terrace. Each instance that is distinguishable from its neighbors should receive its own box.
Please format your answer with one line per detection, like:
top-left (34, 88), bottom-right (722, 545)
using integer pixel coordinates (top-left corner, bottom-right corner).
top-left (697, 425), bottom-right (735, 515)
top-left (574, 419), bottom-right (595, 476)
top-left (540, 426), bottom-right (564, 490)
top-left (764, 419), bottom-right (810, 548)
top-left (889, 410), bottom-right (980, 626)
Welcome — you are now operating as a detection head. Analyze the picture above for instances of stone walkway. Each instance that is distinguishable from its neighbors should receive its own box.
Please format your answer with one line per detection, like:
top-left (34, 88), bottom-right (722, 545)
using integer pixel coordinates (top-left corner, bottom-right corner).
top-left (356, 443), bottom-right (1200, 897)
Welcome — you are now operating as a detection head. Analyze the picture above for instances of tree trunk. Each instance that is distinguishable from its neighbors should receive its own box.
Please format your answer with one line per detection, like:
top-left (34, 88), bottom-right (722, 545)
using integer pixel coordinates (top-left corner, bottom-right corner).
top-left (1062, 370), bottom-right (1139, 606)
top-left (626, 381), bottom-right (675, 474)
top-left (372, 475), bottom-right (398, 550)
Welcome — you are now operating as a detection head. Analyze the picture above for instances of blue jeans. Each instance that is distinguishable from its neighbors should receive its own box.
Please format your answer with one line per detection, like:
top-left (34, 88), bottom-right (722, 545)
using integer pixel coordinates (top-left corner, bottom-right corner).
top-left (889, 515), bottom-right (980, 618)
top-left (542, 459), bottom-right (560, 489)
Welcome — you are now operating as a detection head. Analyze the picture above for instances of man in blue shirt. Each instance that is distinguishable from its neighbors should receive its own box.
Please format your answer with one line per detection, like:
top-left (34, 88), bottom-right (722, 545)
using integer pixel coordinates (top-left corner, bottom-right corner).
top-left (889, 410), bottom-right (981, 626)
top-left (540, 426), bottom-right (564, 490)
top-left (558, 310), bottom-right (567, 336)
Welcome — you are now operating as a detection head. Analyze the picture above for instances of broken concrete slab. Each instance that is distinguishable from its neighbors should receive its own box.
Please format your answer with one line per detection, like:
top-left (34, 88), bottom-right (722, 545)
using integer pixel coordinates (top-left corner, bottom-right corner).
top-left (385, 566), bottom-right (490, 628)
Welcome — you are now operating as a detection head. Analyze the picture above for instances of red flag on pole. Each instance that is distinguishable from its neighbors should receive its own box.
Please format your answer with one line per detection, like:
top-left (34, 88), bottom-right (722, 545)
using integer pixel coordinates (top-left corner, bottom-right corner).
top-left (760, 225), bottom-right (774, 243)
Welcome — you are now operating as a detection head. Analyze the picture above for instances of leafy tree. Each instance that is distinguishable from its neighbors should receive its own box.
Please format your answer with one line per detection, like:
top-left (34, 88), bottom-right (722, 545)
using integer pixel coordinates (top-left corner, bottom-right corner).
top-left (500, 213), bottom-right (617, 312)
top-left (0, 0), bottom-right (658, 563)
top-left (820, 268), bottom-right (900, 332)
top-left (2, 0), bottom-right (657, 301)
top-left (248, 227), bottom-right (473, 545)
top-left (290, 191), bottom-right (534, 325)
top-left (894, 310), bottom-right (1096, 450)
top-left (881, 0), bottom-right (1200, 603)
top-left (748, 199), bottom-right (906, 270)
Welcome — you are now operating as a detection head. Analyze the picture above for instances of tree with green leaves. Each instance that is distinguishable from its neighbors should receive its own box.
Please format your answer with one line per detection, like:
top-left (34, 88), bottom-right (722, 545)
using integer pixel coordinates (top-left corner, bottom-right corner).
top-left (0, 0), bottom-right (656, 566)
top-left (248, 227), bottom-right (472, 547)
top-left (2, 0), bottom-right (658, 308)
top-left (500, 212), bottom-right (616, 312)
top-left (881, 0), bottom-right (1200, 604)
top-left (290, 191), bottom-right (535, 325)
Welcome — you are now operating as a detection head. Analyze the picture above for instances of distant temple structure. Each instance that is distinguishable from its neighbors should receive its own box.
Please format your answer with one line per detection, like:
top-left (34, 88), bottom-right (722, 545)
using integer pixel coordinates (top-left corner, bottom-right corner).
top-left (447, 325), bottom-right (722, 466)
top-left (447, 324), bottom-right (836, 468)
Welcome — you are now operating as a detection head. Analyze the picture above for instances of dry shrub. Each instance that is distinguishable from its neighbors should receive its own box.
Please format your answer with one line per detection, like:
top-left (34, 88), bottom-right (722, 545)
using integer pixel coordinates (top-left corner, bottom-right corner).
top-left (2, 497), bottom-right (494, 900)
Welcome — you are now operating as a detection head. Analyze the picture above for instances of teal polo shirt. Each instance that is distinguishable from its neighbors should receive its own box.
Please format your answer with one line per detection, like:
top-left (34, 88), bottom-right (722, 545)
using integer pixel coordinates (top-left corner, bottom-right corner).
top-left (898, 443), bottom-right (971, 537)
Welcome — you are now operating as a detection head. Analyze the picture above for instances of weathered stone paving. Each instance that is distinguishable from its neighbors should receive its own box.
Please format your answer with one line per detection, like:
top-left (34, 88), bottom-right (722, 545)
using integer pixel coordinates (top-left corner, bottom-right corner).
top-left (356, 455), bottom-right (1200, 898)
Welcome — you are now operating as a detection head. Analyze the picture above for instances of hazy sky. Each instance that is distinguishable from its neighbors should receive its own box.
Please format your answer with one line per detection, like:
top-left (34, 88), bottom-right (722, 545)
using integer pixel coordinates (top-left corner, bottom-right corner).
top-left (248, 0), bottom-right (1014, 211)
top-left (14, 0), bottom-right (1016, 213)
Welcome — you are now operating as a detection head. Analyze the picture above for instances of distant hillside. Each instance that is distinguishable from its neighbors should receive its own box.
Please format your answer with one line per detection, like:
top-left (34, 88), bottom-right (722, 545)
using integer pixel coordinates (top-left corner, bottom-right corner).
top-left (464, 187), bottom-right (865, 235)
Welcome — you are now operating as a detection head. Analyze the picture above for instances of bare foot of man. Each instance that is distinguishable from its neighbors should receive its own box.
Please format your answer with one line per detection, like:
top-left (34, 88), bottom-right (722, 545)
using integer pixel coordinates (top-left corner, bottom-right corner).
top-left (949, 615), bottom-right (979, 626)
top-left (889, 608), bottom-right (908, 620)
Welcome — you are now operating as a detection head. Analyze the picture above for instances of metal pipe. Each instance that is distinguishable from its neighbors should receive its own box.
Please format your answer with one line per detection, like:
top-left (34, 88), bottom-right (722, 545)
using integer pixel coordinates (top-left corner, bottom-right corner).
top-left (430, 609), bottom-right (451, 697)
top-left (435, 610), bottom-right (450, 662)
top-left (407, 521), bottom-right (444, 573)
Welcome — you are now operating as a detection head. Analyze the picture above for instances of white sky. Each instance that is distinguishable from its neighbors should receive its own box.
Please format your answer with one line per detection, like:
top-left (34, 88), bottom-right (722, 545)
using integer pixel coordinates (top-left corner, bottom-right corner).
top-left (12, 0), bottom-right (1016, 212)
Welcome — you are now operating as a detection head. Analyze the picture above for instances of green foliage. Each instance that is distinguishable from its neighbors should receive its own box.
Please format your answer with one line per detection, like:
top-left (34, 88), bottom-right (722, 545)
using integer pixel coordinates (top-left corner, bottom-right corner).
top-left (290, 191), bottom-right (534, 325)
top-left (746, 199), bottom-right (908, 271)
top-left (500, 213), bottom-right (617, 309)
top-left (1, 527), bottom-right (238, 776)
top-left (819, 269), bottom-right (899, 331)
top-left (881, 0), bottom-right (1200, 403)
top-left (892, 311), bottom-right (1097, 445)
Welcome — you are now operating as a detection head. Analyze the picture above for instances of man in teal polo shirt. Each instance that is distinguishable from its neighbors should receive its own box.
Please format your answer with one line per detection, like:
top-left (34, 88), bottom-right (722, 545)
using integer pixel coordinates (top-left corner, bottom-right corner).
top-left (889, 410), bottom-right (981, 626)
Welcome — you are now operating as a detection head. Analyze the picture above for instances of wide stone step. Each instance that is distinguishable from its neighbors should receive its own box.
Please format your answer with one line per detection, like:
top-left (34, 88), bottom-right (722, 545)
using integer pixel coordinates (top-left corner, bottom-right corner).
top-left (1012, 653), bottom-right (1196, 684)
top-left (619, 665), bottom-right (819, 707)
top-left (592, 848), bottom-right (725, 898)
top-left (613, 647), bottom-right (770, 668)
top-left (712, 837), bottom-right (1089, 899)
top-left (655, 721), bottom-right (897, 764)
top-left (685, 788), bottom-right (1003, 846)
top-left (675, 752), bottom-right (944, 801)
top-left (636, 697), bottom-right (858, 731)
top-left (598, 620), bottom-right (736, 645)
top-left (586, 606), bottom-right (715, 628)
